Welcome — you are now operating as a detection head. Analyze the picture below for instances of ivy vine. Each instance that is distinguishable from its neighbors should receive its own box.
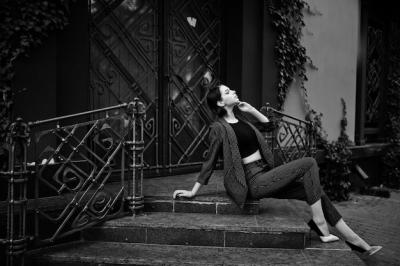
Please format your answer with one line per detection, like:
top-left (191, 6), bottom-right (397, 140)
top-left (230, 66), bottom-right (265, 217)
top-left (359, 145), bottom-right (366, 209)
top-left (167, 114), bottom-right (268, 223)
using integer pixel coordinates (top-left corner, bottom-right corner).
top-left (268, 0), bottom-right (310, 109)
top-left (312, 99), bottom-right (352, 201)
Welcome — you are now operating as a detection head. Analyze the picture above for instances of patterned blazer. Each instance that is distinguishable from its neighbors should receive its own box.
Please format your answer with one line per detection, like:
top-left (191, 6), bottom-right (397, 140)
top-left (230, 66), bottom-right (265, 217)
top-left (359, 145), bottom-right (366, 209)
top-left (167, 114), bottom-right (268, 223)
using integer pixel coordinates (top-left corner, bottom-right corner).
top-left (197, 115), bottom-right (275, 208)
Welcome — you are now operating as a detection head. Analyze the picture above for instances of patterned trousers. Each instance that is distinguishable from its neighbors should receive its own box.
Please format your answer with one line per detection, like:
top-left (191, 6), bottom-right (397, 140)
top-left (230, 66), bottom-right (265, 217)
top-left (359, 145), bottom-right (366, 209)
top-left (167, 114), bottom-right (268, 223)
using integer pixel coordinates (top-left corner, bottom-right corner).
top-left (244, 157), bottom-right (342, 226)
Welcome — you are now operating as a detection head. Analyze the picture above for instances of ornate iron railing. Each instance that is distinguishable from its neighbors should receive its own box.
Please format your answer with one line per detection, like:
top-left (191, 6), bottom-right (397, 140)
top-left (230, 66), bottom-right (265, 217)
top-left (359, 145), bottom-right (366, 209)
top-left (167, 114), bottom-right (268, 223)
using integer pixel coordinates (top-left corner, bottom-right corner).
top-left (261, 104), bottom-right (316, 165)
top-left (0, 99), bottom-right (315, 265)
top-left (0, 99), bottom-right (146, 266)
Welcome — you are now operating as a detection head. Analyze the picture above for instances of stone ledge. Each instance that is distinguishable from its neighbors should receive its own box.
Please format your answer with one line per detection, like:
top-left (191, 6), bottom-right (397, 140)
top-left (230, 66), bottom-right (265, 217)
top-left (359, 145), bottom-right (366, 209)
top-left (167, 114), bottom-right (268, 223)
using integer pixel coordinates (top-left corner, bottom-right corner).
top-left (145, 197), bottom-right (260, 215)
top-left (83, 211), bottom-right (309, 249)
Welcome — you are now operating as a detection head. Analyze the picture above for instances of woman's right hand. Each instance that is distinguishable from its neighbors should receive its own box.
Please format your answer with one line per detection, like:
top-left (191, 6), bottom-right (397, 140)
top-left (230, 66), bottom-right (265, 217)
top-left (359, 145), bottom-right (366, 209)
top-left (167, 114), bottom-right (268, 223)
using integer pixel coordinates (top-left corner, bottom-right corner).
top-left (173, 190), bottom-right (195, 199)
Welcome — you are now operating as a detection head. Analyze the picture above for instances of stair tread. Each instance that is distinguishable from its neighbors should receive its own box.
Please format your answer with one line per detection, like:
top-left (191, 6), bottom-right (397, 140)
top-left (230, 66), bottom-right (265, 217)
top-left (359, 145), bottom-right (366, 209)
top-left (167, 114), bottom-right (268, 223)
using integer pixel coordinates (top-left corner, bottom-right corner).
top-left (31, 241), bottom-right (364, 266)
top-left (146, 194), bottom-right (258, 203)
top-left (100, 210), bottom-right (309, 233)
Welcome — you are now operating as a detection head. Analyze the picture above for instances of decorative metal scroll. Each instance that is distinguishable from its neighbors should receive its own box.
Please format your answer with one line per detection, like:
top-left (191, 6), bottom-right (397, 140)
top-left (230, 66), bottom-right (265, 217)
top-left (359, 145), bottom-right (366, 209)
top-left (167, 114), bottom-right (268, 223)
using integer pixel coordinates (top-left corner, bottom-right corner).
top-left (27, 101), bottom-right (145, 244)
top-left (261, 104), bottom-right (316, 166)
top-left (31, 118), bottom-right (126, 242)
top-left (0, 101), bottom-right (145, 258)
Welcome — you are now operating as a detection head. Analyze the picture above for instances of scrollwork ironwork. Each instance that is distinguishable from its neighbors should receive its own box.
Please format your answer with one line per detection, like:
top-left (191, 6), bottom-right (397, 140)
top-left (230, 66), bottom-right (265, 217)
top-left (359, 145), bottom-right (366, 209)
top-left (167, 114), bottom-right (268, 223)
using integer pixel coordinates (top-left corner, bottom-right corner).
top-left (262, 104), bottom-right (316, 165)
top-left (24, 102), bottom-right (141, 245)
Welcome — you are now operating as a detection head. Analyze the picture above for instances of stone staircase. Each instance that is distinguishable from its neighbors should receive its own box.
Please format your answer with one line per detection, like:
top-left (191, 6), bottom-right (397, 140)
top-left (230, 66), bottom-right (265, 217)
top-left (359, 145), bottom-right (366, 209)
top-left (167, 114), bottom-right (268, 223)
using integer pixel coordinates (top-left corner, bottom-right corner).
top-left (28, 171), bottom-right (365, 265)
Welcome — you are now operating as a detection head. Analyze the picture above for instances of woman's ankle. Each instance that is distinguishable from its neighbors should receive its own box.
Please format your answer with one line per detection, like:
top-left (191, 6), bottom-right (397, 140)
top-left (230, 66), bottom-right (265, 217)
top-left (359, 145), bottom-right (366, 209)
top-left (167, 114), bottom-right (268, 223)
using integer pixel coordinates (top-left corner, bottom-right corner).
top-left (346, 236), bottom-right (371, 250)
top-left (312, 217), bottom-right (330, 236)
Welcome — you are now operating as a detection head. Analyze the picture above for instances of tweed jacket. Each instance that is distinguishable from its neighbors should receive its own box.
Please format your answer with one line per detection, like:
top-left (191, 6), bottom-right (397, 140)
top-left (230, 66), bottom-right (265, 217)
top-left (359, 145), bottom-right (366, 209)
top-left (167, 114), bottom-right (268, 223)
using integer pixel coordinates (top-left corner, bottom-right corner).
top-left (196, 116), bottom-right (275, 208)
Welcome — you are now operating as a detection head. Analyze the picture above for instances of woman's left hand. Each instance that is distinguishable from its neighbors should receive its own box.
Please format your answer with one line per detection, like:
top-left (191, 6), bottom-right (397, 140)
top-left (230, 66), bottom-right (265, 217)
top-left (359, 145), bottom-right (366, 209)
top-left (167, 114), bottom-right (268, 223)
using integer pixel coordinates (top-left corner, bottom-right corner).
top-left (237, 101), bottom-right (255, 113)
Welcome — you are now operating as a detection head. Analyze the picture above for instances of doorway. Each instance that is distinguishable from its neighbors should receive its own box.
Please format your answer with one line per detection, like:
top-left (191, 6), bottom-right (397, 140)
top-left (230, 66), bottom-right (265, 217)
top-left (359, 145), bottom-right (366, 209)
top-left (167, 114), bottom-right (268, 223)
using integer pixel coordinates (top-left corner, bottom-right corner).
top-left (89, 0), bottom-right (225, 176)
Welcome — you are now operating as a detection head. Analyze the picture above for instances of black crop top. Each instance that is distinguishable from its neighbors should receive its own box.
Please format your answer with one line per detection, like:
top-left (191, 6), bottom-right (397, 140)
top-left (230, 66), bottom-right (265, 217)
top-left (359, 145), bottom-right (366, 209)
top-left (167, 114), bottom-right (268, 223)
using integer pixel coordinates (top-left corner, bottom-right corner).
top-left (229, 120), bottom-right (259, 158)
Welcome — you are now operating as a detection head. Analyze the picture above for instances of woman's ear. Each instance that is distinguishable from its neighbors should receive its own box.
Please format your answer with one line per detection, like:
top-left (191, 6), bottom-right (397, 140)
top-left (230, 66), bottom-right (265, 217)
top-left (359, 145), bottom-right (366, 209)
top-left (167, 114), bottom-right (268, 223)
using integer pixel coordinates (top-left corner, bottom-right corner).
top-left (217, 100), bottom-right (224, 107)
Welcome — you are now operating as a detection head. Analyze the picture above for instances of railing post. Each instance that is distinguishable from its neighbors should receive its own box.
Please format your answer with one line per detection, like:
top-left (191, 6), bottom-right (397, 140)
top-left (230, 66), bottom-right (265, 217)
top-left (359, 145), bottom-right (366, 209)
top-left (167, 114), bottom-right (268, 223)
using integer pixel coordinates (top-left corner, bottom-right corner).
top-left (1, 118), bottom-right (30, 266)
top-left (125, 98), bottom-right (146, 215)
top-left (308, 121), bottom-right (317, 158)
top-left (262, 103), bottom-right (278, 167)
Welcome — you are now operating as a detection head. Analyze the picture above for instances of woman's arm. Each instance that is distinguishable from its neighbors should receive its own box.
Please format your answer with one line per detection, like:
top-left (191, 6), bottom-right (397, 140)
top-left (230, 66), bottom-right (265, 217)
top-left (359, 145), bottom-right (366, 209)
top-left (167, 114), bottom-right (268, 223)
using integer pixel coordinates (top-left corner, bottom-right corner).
top-left (172, 124), bottom-right (222, 199)
top-left (238, 102), bottom-right (269, 122)
top-left (248, 107), bottom-right (270, 123)
top-left (237, 102), bottom-right (276, 132)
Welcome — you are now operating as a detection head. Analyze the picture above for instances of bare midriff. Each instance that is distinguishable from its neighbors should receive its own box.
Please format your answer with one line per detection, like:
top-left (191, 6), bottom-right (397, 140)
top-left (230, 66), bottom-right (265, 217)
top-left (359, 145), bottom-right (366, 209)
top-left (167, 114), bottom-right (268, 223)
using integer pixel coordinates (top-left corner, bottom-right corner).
top-left (242, 149), bottom-right (262, 164)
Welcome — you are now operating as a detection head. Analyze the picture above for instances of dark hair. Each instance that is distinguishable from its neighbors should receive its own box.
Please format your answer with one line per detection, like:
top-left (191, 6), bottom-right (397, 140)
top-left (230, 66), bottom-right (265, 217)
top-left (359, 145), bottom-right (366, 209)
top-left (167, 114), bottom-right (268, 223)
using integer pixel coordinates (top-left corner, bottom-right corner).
top-left (206, 85), bottom-right (227, 117)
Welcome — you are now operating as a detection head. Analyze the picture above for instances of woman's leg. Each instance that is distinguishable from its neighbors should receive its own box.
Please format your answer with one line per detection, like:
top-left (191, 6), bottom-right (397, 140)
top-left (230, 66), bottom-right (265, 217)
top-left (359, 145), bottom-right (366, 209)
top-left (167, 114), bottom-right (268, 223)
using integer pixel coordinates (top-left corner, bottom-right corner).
top-left (309, 200), bottom-right (330, 235)
top-left (271, 167), bottom-right (372, 250)
top-left (335, 219), bottom-right (371, 250)
top-left (272, 181), bottom-right (343, 227)
top-left (248, 157), bottom-right (332, 235)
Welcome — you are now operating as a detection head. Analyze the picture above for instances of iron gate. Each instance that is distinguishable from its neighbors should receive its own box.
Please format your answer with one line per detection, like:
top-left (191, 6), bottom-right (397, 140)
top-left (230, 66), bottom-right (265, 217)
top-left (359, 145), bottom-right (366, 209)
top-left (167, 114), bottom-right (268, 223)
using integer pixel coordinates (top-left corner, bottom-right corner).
top-left (90, 0), bottom-right (223, 175)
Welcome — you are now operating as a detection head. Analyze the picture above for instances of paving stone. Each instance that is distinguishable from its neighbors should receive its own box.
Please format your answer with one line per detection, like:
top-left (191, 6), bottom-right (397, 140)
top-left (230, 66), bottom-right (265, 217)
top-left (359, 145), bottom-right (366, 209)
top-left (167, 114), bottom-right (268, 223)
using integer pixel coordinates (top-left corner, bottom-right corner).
top-left (303, 249), bottom-right (365, 265)
top-left (225, 231), bottom-right (306, 249)
top-left (307, 232), bottom-right (350, 250)
top-left (83, 226), bottom-right (146, 243)
top-left (144, 200), bottom-right (173, 212)
top-left (146, 227), bottom-right (224, 246)
top-left (174, 200), bottom-right (217, 213)
top-left (216, 201), bottom-right (259, 215)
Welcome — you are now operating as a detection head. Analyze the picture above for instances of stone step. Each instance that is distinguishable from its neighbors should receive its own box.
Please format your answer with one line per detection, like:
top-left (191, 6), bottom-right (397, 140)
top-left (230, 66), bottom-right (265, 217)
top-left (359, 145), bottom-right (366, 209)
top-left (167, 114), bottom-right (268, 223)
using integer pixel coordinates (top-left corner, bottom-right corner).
top-left (83, 209), bottom-right (309, 249)
top-left (143, 171), bottom-right (260, 215)
top-left (28, 240), bottom-right (365, 266)
top-left (145, 195), bottom-right (259, 215)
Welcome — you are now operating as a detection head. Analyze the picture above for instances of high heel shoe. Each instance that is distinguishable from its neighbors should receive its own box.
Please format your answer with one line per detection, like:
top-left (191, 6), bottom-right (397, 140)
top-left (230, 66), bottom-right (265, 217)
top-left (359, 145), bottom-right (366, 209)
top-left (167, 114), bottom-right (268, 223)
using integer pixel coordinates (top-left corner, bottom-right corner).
top-left (345, 241), bottom-right (382, 257)
top-left (307, 219), bottom-right (339, 243)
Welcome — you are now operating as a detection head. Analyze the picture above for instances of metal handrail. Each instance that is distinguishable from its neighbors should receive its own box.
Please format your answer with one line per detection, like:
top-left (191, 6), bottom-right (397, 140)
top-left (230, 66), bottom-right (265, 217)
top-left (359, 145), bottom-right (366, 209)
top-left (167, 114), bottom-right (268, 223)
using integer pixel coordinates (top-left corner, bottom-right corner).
top-left (28, 103), bottom-right (129, 127)
top-left (262, 104), bottom-right (313, 126)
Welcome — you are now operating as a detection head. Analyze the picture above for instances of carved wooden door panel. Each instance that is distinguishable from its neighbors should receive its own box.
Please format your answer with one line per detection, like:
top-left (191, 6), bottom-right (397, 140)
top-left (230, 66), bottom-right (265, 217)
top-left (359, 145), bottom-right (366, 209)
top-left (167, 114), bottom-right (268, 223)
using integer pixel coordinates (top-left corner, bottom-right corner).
top-left (166, 0), bottom-right (222, 172)
top-left (90, 0), bottom-right (223, 175)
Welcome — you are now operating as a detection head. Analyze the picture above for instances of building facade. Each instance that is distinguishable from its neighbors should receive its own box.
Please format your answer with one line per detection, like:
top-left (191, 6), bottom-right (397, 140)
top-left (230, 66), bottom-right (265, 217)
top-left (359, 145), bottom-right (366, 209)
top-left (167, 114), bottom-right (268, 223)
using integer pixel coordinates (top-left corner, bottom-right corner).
top-left (11, 0), bottom-right (398, 176)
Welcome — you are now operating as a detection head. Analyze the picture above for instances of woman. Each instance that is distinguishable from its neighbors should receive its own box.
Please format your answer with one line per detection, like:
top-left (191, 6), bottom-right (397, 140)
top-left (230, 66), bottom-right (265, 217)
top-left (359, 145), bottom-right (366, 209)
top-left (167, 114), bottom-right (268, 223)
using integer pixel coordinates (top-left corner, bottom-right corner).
top-left (173, 84), bottom-right (381, 257)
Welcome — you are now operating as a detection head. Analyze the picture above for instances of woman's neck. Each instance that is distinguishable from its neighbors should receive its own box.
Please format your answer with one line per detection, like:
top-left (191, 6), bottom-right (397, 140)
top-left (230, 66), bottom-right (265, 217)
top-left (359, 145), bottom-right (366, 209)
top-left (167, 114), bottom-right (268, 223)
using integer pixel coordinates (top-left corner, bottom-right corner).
top-left (223, 107), bottom-right (237, 123)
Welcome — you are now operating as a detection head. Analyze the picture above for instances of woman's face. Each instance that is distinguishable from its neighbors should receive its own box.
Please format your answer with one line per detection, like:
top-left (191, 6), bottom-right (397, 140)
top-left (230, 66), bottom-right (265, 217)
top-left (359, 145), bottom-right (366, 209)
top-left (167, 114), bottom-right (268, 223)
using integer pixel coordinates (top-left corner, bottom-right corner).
top-left (218, 85), bottom-right (239, 107)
